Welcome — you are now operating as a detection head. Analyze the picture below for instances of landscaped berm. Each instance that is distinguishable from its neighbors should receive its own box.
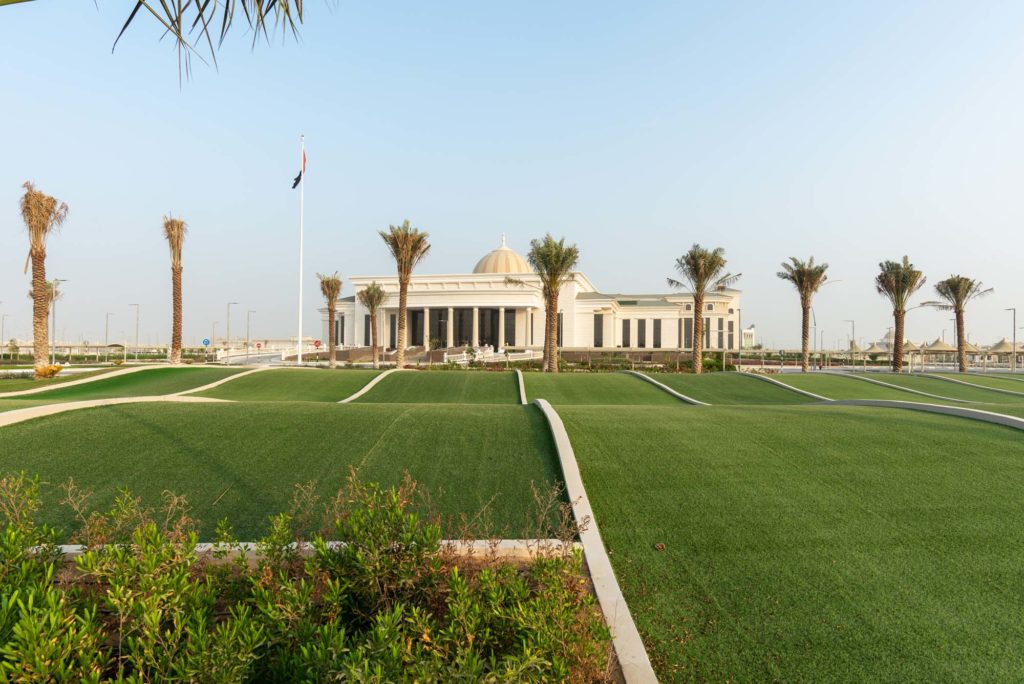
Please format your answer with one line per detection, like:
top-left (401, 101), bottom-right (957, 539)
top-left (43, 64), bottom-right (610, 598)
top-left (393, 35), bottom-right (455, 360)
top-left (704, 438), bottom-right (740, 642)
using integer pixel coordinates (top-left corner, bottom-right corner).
top-left (2, 366), bottom-right (1024, 681)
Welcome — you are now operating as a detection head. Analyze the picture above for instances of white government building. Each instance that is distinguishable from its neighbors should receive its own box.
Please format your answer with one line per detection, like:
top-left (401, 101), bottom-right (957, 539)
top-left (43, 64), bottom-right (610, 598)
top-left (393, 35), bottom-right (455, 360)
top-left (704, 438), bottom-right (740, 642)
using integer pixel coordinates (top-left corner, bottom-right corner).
top-left (322, 236), bottom-right (742, 353)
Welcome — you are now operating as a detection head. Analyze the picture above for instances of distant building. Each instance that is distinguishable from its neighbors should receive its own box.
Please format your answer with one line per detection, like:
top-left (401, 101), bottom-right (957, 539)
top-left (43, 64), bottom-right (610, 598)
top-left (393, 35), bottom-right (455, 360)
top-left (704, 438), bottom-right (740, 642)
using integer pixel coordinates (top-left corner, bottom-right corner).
top-left (321, 236), bottom-right (742, 352)
top-left (741, 325), bottom-right (757, 349)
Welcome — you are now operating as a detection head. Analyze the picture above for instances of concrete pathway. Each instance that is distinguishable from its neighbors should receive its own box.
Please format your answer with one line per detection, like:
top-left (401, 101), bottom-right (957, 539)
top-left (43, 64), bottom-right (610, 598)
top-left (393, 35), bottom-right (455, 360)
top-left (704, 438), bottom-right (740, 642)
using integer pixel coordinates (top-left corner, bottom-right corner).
top-left (173, 366), bottom-right (272, 396)
top-left (621, 370), bottom-right (708, 405)
top-left (0, 364), bottom-right (164, 399)
top-left (338, 368), bottom-right (405, 403)
top-left (0, 395), bottom-right (227, 429)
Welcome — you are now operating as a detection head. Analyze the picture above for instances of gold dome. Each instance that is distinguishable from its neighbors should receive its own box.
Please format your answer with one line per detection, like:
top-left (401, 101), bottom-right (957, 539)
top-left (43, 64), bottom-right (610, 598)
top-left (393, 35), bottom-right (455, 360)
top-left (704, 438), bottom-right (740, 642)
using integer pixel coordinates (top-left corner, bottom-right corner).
top-left (472, 235), bottom-right (532, 274)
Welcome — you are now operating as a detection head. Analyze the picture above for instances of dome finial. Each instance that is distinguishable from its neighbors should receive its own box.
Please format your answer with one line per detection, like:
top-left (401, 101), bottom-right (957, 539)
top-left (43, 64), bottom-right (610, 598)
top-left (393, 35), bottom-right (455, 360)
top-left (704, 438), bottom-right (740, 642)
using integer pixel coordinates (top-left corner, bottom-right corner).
top-left (500, 232), bottom-right (507, 247)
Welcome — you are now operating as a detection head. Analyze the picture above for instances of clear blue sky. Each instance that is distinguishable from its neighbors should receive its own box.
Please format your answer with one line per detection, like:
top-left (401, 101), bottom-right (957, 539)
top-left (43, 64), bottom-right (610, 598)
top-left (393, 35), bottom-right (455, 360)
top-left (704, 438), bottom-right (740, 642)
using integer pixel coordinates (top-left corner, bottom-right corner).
top-left (2, 1), bottom-right (1022, 349)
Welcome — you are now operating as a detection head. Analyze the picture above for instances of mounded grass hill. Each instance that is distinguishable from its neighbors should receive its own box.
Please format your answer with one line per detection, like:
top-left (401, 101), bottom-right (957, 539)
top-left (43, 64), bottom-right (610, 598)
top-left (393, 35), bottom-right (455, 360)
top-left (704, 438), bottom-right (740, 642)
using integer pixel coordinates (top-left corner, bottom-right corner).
top-left (0, 402), bottom-right (561, 540)
top-left (4, 367), bottom-right (242, 402)
top-left (196, 368), bottom-right (380, 402)
top-left (523, 372), bottom-right (681, 406)
top-left (354, 370), bottom-right (520, 404)
top-left (560, 403), bottom-right (1024, 681)
top-left (646, 372), bottom-right (814, 404)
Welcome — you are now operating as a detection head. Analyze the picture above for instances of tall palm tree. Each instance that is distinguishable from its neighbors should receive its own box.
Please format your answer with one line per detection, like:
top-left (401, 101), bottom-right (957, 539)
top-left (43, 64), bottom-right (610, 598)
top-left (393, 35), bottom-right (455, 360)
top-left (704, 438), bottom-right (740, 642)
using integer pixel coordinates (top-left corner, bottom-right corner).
top-left (357, 282), bottom-right (387, 369)
top-left (317, 272), bottom-right (343, 369)
top-left (923, 275), bottom-right (992, 373)
top-left (162, 215), bottom-right (188, 364)
top-left (875, 256), bottom-right (926, 373)
top-left (379, 220), bottom-right (430, 368)
top-left (777, 257), bottom-right (830, 373)
top-left (668, 244), bottom-right (740, 374)
top-left (19, 182), bottom-right (68, 378)
top-left (508, 235), bottom-right (579, 373)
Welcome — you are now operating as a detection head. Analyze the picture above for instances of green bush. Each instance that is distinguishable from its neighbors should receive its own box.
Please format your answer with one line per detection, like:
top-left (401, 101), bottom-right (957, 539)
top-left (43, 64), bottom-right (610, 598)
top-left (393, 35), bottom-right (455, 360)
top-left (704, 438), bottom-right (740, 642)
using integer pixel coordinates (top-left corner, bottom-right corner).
top-left (0, 473), bottom-right (611, 682)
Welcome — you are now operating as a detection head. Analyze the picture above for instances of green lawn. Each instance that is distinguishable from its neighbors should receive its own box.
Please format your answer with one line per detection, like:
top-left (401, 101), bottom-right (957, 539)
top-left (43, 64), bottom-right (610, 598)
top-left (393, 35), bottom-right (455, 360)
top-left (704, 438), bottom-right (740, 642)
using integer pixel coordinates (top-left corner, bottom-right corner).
top-left (771, 373), bottom-right (956, 402)
top-left (932, 373), bottom-right (1024, 394)
top-left (647, 372), bottom-right (814, 405)
top-left (560, 404), bottom-right (1024, 681)
top-left (354, 371), bottom-right (519, 404)
top-left (0, 402), bottom-right (560, 540)
top-left (855, 373), bottom-right (1024, 404)
top-left (523, 372), bottom-right (681, 406)
top-left (4, 367), bottom-right (242, 403)
top-left (0, 367), bottom-right (120, 394)
top-left (196, 368), bottom-right (379, 402)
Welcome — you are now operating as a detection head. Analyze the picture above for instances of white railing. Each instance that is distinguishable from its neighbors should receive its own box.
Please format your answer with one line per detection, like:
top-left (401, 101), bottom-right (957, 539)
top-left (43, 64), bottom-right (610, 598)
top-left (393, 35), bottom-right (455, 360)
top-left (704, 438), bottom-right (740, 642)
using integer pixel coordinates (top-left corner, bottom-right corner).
top-left (442, 348), bottom-right (537, 366)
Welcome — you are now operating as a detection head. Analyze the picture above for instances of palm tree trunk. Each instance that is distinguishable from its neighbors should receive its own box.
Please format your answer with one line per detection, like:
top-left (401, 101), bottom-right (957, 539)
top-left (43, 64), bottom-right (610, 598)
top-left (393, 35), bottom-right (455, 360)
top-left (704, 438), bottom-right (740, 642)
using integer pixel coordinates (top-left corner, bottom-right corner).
top-left (31, 251), bottom-right (48, 378)
top-left (955, 309), bottom-right (966, 373)
top-left (396, 277), bottom-right (408, 368)
top-left (546, 295), bottom-right (559, 373)
top-left (893, 310), bottom-right (905, 373)
top-left (370, 312), bottom-right (379, 369)
top-left (800, 302), bottom-right (811, 373)
top-left (327, 303), bottom-right (337, 369)
top-left (170, 266), bottom-right (183, 364)
top-left (692, 295), bottom-right (704, 374)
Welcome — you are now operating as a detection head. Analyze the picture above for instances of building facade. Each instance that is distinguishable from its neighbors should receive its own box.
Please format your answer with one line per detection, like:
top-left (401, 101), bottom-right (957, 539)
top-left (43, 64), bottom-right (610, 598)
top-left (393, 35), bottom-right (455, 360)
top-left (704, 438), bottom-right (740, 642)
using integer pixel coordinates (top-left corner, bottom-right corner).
top-left (321, 237), bottom-right (742, 352)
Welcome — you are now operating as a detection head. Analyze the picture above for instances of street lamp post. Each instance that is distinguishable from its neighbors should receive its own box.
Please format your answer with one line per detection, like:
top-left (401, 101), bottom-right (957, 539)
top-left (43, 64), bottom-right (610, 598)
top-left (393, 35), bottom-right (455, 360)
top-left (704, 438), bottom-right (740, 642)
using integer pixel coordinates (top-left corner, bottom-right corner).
top-left (130, 304), bottom-right (140, 362)
top-left (50, 279), bottom-right (68, 365)
top-left (1008, 308), bottom-right (1017, 374)
top-left (246, 310), bottom-right (255, 364)
top-left (737, 308), bottom-right (742, 370)
top-left (844, 319), bottom-right (855, 369)
top-left (226, 302), bottom-right (238, 355)
top-left (0, 312), bottom-right (7, 363)
top-left (104, 312), bottom-right (114, 363)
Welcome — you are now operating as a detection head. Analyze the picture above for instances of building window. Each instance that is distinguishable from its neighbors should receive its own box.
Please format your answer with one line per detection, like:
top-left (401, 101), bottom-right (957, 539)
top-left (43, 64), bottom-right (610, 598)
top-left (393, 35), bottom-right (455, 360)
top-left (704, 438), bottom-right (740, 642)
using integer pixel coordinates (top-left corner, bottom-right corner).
top-left (728, 320), bottom-right (735, 350)
top-left (718, 326), bottom-right (724, 350)
top-left (704, 317), bottom-right (711, 348)
top-left (637, 320), bottom-right (646, 348)
top-left (653, 319), bottom-right (662, 348)
top-left (593, 314), bottom-right (604, 348)
top-left (389, 314), bottom-right (396, 349)
top-left (685, 303), bottom-right (692, 311)
top-left (364, 315), bottom-right (371, 347)
top-left (557, 312), bottom-right (563, 347)
top-left (622, 319), bottom-right (631, 347)
top-left (338, 316), bottom-right (345, 347)
top-left (728, 308), bottom-right (734, 314)
top-left (706, 303), bottom-right (714, 312)
top-left (684, 317), bottom-right (693, 350)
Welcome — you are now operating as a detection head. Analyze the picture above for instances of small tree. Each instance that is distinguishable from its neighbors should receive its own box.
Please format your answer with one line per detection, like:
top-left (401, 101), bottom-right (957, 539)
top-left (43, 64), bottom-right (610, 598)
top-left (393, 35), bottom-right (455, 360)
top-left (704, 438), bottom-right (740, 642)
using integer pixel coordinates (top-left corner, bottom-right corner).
top-left (20, 182), bottom-right (68, 379)
top-left (357, 282), bottom-right (387, 369)
top-left (776, 257), bottom-right (830, 373)
top-left (923, 275), bottom-right (992, 373)
top-left (875, 256), bottom-right (926, 373)
top-left (668, 245), bottom-right (740, 374)
top-left (508, 235), bottom-right (579, 373)
top-left (379, 221), bottom-right (431, 368)
top-left (317, 272), bottom-right (343, 369)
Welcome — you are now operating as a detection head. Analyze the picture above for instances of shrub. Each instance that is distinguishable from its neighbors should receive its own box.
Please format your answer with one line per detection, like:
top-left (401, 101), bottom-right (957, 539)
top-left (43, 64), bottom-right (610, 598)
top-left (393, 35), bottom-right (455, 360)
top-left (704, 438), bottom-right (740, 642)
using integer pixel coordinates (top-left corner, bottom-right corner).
top-left (0, 472), bottom-right (612, 681)
top-left (35, 365), bottom-right (63, 379)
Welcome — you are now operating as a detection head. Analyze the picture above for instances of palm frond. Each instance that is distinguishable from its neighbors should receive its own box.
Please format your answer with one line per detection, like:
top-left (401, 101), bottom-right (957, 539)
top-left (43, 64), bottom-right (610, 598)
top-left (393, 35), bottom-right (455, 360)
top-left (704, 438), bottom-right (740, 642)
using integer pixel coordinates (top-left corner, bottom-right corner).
top-left (20, 182), bottom-right (68, 265)
top-left (875, 256), bottom-right (926, 311)
top-left (357, 281), bottom-right (386, 313)
top-left (317, 271), bottom-right (343, 307)
top-left (929, 275), bottom-right (993, 312)
top-left (162, 214), bottom-right (188, 269)
top-left (379, 220), bottom-right (431, 282)
top-left (668, 243), bottom-right (738, 298)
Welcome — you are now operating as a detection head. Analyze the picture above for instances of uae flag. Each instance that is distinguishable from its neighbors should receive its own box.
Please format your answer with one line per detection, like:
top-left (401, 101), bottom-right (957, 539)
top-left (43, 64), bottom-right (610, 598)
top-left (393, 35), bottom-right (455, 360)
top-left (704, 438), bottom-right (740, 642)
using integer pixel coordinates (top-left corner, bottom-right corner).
top-left (292, 150), bottom-right (307, 188)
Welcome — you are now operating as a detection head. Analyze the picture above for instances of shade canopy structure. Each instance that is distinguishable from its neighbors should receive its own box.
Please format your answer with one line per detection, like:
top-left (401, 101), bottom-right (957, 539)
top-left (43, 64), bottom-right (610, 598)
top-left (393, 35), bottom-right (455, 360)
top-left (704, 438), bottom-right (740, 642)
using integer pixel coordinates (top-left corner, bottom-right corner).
top-left (926, 338), bottom-right (956, 353)
top-left (863, 342), bottom-right (886, 354)
top-left (902, 340), bottom-right (920, 352)
top-left (962, 340), bottom-right (981, 354)
top-left (988, 338), bottom-right (1016, 353)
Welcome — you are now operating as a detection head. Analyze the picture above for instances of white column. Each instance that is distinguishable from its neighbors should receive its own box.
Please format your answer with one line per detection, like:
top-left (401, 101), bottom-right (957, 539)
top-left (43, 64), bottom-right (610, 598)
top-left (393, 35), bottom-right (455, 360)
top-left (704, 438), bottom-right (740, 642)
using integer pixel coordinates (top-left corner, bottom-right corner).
top-left (498, 307), bottom-right (506, 349)
top-left (422, 307), bottom-right (430, 348)
top-left (446, 307), bottom-right (454, 348)
top-left (472, 307), bottom-right (479, 346)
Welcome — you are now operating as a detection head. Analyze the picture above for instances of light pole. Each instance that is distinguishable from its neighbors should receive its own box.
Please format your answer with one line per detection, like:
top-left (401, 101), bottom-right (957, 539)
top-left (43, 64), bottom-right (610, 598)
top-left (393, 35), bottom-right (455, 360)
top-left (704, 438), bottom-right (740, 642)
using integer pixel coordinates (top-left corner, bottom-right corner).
top-left (50, 279), bottom-right (67, 365)
top-left (0, 312), bottom-right (7, 363)
top-left (1008, 308), bottom-right (1017, 374)
top-left (246, 310), bottom-right (255, 364)
top-left (104, 312), bottom-right (114, 363)
top-left (736, 307), bottom-right (742, 369)
top-left (226, 302), bottom-right (238, 354)
top-left (844, 319), bottom-right (855, 369)
top-left (130, 304), bottom-right (140, 362)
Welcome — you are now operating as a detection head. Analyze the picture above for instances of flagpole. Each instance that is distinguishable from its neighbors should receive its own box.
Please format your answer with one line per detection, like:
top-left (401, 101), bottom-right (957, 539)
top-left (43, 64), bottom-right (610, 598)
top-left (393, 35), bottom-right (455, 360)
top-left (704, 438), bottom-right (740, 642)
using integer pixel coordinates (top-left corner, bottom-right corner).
top-left (297, 134), bottom-right (305, 366)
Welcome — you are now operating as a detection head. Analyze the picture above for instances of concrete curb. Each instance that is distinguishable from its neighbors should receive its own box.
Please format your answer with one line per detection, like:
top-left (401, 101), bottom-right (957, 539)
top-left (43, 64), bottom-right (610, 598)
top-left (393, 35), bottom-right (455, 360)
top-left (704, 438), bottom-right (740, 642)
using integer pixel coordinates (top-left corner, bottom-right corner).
top-left (969, 372), bottom-right (1024, 384)
top-left (824, 371), bottom-right (972, 403)
top-left (338, 368), bottom-right (402, 404)
top-left (923, 373), bottom-right (1024, 397)
top-left (622, 370), bottom-right (708, 405)
top-left (532, 399), bottom-right (657, 683)
top-left (742, 372), bottom-right (832, 401)
top-left (515, 369), bottom-right (527, 405)
top-left (0, 395), bottom-right (228, 429)
top-left (826, 399), bottom-right (1024, 432)
top-left (173, 366), bottom-right (271, 396)
top-left (0, 364), bottom-right (164, 399)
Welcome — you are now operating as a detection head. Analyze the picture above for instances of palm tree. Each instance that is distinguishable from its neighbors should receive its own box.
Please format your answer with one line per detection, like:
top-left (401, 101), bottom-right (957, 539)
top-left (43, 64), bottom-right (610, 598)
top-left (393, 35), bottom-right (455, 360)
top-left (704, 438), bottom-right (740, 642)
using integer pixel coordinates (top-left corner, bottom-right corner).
top-left (923, 275), bottom-right (992, 373)
top-left (875, 256), bottom-right (926, 373)
top-left (777, 257), bottom-right (830, 373)
top-left (379, 220), bottom-right (430, 368)
top-left (162, 215), bottom-right (188, 364)
top-left (19, 182), bottom-right (68, 378)
top-left (357, 282), bottom-right (387, 369)
top-left (508, 235), bottom-right (579, 373)
top-left (668, 245), bottom-right (740, 374)
top-left (317, 272), bottom-right (343, 369)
